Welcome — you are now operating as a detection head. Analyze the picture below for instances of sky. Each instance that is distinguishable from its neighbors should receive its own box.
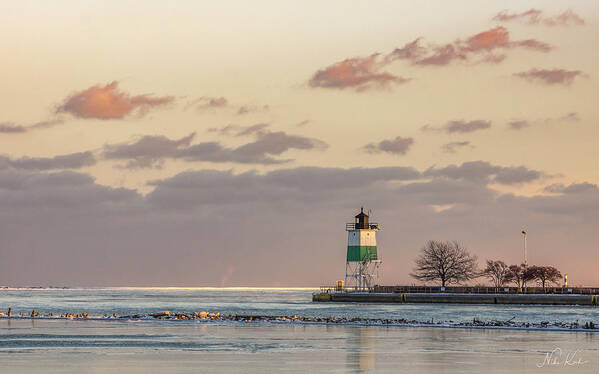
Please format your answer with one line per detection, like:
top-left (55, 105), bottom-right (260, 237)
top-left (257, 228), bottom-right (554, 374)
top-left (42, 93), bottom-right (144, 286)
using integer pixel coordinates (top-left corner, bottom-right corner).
top-left (1, 0), bottom-right (598, 287)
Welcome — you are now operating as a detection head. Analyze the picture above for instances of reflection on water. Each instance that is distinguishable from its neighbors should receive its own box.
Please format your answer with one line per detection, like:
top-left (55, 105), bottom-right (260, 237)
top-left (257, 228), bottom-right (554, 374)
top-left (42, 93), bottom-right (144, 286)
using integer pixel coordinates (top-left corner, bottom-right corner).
top-left (1, 320), bottom-right (599, 373)
top-left (347, 327), bottom-right (376, 373)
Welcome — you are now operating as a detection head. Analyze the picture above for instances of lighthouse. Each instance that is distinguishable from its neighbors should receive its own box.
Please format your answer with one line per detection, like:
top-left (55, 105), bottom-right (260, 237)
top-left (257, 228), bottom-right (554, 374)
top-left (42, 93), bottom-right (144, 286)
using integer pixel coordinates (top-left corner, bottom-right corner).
top-left (345, 207), bottom-right (381, 291)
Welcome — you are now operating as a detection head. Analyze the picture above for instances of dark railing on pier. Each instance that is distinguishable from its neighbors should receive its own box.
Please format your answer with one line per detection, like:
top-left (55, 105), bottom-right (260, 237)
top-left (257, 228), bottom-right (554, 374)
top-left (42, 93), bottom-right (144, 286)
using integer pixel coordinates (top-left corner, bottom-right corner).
top-left (319, 285), bottom-right (599, 295)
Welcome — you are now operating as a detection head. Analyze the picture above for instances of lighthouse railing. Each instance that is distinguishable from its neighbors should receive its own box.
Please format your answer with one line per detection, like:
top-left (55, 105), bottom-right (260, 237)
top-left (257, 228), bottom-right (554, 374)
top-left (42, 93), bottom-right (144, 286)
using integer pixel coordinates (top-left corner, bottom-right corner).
top-left (346, 223), bottom-right (379, 231)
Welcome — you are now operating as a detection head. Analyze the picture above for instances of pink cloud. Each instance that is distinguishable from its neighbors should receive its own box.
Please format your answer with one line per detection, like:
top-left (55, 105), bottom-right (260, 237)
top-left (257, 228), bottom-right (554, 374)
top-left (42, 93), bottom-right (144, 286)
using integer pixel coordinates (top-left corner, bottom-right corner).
top-left (463, 26), bottom-right (551, 53)
top-left (385, 38), bottom-right (427, 63)
top-left (310, 26), bottom-right (552, 89)
top-left (493, 9), bottom-right (543, 23)
top-left (415, 44), bottom-right (467, 66)
top-left (464, 27), bottom-right (510, 52)
top-left (511, 39), bottom-right (552, 52)
top-left (480, 54), bottom-right (507, 64)
top-left (57, 81), bottom-right (174, 120)
top-left (398, 27), bottom-right (550, 67)
top-left (545, 10), bottom-right (585, 26)
top-left (309, 54), bottom-right (410, 91)
top-left (514, 68), bottom-right (584, 85)
top-left (493, 9), bottom-right (584, 27)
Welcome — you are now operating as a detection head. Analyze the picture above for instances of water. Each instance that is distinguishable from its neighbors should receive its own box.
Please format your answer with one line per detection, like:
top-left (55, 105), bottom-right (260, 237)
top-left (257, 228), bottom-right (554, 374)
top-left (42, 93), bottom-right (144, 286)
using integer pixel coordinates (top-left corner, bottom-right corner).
top-left (2, 287), bottom-right (599, 324)
top-left (1, 288), bottom-right (599, 373)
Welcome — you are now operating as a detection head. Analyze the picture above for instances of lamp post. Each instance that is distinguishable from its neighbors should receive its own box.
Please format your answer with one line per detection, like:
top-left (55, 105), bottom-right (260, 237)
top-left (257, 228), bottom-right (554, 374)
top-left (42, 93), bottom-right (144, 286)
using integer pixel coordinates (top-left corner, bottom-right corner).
top-left (521, 230), bottom-right (527, 267)
top-left (521, 230), bottom-right (527, 291)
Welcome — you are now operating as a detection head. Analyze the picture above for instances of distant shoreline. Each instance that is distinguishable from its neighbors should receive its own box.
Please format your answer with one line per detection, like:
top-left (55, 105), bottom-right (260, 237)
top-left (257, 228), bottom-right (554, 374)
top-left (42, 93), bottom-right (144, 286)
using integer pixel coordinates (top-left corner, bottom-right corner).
top-left (0, 286), bottom-right (319, 290)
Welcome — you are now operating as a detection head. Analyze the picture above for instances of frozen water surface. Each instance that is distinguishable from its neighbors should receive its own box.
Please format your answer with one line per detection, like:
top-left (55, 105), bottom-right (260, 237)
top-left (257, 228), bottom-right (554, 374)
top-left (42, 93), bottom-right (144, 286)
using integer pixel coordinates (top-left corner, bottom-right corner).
top-left (1, 288), bottom-right (598, 373)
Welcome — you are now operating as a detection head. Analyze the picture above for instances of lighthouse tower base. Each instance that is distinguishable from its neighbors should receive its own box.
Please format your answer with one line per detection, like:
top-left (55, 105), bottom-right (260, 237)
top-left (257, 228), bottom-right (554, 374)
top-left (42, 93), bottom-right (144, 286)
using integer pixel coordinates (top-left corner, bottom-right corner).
top-left (345, 260), bottom-right (381, 291)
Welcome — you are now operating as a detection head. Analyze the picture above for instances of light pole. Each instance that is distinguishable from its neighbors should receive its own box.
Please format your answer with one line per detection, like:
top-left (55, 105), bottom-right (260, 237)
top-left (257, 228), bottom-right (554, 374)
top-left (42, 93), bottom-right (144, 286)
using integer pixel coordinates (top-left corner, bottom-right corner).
top-left (521, 230), bottom-right (527, 267)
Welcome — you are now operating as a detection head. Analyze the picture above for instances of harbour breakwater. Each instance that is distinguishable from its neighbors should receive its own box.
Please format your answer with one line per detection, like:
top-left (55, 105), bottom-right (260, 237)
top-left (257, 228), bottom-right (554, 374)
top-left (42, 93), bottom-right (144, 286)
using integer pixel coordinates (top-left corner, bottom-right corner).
top-left (313, 292), bottom-right (599, 305)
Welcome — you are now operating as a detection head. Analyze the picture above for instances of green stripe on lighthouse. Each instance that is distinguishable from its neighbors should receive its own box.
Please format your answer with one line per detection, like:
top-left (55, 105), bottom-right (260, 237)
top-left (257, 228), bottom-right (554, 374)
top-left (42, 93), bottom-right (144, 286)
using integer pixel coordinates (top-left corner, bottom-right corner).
top-left (346, 246), bottom-right (378, 261)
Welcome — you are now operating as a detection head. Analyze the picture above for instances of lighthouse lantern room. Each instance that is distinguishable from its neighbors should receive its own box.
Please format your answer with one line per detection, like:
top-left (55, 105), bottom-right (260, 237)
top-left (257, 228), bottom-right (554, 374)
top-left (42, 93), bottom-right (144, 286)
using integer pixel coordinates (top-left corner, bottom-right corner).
top-left (345, 207), bottom-right (381, 291)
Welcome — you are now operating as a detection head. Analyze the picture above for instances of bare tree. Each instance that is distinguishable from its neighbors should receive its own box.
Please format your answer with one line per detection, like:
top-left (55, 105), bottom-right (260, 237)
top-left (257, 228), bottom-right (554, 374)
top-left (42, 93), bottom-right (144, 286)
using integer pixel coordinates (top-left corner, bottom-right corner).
top-left (410, 240), bottom-right (478, 287)
top-left (508, 264), bottom-right (535, 288)
top-left (481, 260), bottom-right (511, 288)
top-left (525, 265), bottom-right (562, 289)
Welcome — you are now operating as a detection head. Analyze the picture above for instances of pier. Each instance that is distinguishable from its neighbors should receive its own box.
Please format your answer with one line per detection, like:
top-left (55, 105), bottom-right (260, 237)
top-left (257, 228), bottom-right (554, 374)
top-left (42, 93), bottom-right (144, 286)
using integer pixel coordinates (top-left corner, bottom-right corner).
top-left (313, 286), bottom-right (599, 306)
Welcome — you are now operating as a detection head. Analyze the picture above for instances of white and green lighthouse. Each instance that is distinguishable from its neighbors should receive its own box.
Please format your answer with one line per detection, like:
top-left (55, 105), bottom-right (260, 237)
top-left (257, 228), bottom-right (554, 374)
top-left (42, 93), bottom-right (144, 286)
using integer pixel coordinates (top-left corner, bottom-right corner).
top-left (345, 207), bottom-right (381, 291)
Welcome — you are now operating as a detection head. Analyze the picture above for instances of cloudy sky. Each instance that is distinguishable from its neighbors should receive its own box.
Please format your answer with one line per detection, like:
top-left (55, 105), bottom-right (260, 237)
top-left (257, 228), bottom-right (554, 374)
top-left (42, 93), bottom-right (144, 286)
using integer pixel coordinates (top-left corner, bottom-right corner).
top-left (1, 1), bottom-right (598, 287)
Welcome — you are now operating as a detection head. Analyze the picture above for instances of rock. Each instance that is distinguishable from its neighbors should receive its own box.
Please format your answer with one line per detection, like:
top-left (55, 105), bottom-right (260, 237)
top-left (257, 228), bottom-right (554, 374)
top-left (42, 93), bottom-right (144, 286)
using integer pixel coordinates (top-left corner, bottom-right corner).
top-left (152, 311), bottom-right (170, 318)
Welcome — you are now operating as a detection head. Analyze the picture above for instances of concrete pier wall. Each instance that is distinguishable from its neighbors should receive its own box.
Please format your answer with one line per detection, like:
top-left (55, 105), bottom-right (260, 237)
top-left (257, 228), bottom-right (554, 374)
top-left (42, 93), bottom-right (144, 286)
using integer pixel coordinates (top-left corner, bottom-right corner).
top-left (313, 292), bottom-right (599, 306)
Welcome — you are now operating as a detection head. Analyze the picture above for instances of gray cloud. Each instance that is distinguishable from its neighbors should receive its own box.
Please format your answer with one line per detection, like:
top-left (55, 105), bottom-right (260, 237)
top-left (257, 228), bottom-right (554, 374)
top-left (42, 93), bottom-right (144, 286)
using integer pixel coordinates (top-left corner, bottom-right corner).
top-left (1, 152), bottom-right (96, 170)
top-left (147, 166), bottom-right (422, 209)
top-left (0, 123), bottom-right (27, 133)
top-left (423, 120), bottom-right (492, 134)
top-left (0, 169), bottom-right (138, 210)
top-left (514, 68), bottom-right (584, 85)
top-left (28, 119), bottom-right (65, 130)
top-left (232, 131), bottom-right (327, 158)
top-left (0, 119), bottom-right (64, 134)
top-left (208, 123), bottom-right (270, 137)
top-left (1, 162), bottom-right (597, 286)
top-left (508, 112), bottom-right (580, 130)
top-left (442, 141), bottom-right (473, 153)
top-left (508, 120), bottom-right (530, 130)
top-left (176, 142), bottom-right (286, 165)
top-left (544, 182), bottom-right (597, 195)
top-left (363, 136), bottom-right (414, 155)
top-left (558, 112), bottom-right (580, 122)
top-left (104, 129), bottom-right (327, 168)
top-left (103, 133), bottom-right (196, 169)
top-left (445, 120), bottom-right (492, 133)
top-left (494, 166), bottom-right (543, 185)
top-left (188, 96), bottom-right (269, 116)
top-left (192, 96), bottom-right (228, 109)
top-left (398, 178), bottom-right (496, 206)
top-left (424, 161), bottom-right (543, 185)
top-left (237, 105), bottom-right (269, 115)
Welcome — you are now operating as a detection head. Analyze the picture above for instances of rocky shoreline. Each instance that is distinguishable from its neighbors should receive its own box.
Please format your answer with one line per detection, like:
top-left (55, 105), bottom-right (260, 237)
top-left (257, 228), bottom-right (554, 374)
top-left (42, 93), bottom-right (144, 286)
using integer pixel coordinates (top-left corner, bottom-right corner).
top-left (1, 309), bottom-right (598, 331)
